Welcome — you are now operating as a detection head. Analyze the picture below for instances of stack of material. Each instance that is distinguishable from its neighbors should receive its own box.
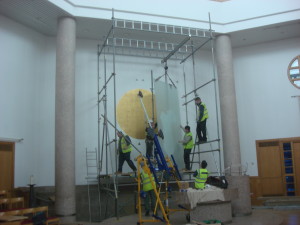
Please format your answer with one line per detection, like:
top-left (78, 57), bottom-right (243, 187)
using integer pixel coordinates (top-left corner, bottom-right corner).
top-left (176, 186), bottom-right (238, 223)
top-left (178, 181), bottom-right (189, 192)
top-left (176, 186), bottom-right (238, 209)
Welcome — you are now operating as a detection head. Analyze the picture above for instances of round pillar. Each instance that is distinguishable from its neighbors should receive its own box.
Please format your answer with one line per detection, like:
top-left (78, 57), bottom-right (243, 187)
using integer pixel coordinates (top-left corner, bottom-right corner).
top-left (215, 34), bottom-right (252, 216)
top-left (215, 34), bottom-right (241, 173)
top-left (55, 16), bottom-right (76, 222)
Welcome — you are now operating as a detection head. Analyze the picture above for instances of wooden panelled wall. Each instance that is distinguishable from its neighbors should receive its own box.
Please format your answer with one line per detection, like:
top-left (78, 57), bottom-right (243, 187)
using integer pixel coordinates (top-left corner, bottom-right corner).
top-left (250, 137), bottom-right (300, 205)
top-left (0, 142), bottom-right (15, 192)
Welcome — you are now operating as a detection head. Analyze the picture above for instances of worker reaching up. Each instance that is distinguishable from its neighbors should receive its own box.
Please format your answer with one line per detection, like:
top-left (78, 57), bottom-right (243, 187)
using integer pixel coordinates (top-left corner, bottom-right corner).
top-left (178, 125), bottom-right (194, 171)
top-left (116, 131), bottom-right (137, 174)
top-left (145, 120), bottom-right (164, 158)
top-left (193, 160), bottom-right (209, 189)
top-left (141, 166), bottom-right (157, 216)
top-left (145, 120), bottom-right (157, 158)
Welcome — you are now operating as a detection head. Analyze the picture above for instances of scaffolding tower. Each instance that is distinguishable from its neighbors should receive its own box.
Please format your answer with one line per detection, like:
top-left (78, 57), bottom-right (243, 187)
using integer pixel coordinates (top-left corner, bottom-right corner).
top-left (91, 9), bottom-right (222, 222)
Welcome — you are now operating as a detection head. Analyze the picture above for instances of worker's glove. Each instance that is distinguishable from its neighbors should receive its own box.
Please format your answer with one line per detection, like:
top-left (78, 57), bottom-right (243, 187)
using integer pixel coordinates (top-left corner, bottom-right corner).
top-left (158, 129), bottom-right (164, 140)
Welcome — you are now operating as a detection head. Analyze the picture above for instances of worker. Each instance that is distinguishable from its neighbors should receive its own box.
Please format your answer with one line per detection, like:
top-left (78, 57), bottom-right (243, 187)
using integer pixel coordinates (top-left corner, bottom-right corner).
top-left (145, 120), bottom-right (157, 158)
top-left (194, 97), bottom-right (208, 144)
top-left (193, 160), bottom-right (209, 189)
top-left (141, 166), bottom-right (157, 216)
top-left (178, 125), bottom-right (194, 171)
top-left (145, 120), bottom-right (163, 158)
top-left (116, 131), bottom-right (137, 174)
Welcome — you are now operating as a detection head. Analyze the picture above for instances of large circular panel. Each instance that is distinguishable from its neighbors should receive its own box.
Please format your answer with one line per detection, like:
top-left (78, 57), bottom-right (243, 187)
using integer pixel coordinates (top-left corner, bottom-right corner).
top-left (117, 89), bottom-right (156, 139)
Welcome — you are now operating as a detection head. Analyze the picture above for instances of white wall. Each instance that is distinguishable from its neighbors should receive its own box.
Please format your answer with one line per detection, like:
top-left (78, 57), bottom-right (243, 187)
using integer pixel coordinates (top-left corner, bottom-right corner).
top-left (234, 37), bottom-right (300, 176)
top-left (0, 14), bottom-right (53, 186)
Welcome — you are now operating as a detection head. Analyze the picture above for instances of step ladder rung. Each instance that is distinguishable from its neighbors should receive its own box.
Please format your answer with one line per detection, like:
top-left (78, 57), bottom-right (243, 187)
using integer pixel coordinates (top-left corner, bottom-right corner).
top-left (190, 152), bottom-right (200, 155)
top-left (86, 176), bottom-right (98, 179)
top-left (100, 187), bottom-right (116, 192)
top-left (191, 149), bottom-right (220, 154)
top-left (195, 139), bottom-right (220, 145)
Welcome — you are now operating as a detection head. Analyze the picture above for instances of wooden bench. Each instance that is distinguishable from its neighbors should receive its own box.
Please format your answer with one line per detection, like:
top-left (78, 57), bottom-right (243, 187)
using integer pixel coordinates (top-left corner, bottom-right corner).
top-left (0, 198), bottom-right (24, 211)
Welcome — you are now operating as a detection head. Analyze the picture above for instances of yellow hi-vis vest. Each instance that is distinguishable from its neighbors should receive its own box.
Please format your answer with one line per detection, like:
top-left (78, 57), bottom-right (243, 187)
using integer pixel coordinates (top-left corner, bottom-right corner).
top-left (141, 171), bottom-right (156, 192)
top-left (195, 168), bottom-right (209, 189)
top-left (120, 137), bottom-right (132, 153)
top-left (198, 102), bottom-right (209, 122)
top-left (183, 132), bottom-right (194, 149)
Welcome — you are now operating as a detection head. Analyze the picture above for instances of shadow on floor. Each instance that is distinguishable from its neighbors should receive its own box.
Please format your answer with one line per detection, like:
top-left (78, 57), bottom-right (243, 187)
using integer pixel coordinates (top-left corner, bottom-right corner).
top-left (76, 208), bottom-right (300, 225)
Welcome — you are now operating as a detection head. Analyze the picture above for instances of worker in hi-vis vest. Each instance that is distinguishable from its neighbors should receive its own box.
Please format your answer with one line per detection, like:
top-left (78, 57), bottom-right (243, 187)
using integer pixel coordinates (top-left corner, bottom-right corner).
top-left (116, 131), bottom-right (137, 174)
top-left (178, 125), bottom-right (194, 171)
top-left (193, 160), bottom-right (209, 189)
top-left (141, 168), bottom-right (156, 216)
top-left (194, 97), bottom-right (208, 144)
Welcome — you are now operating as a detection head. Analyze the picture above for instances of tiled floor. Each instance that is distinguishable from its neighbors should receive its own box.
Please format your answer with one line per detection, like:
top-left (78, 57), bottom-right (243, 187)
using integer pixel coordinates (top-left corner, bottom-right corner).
top-left (90, 208), bottom-right (300, 225)
top-left (274, 210), bottom-right (300, 225)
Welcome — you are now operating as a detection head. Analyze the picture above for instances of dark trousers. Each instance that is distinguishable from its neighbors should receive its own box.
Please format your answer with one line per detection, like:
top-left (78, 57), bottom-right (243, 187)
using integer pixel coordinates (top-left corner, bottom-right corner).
top-left (118, 152), bottom-right (137, 172)
top-left (184, 148), bottom-right (192, 170)
top-left (196, 119), bottom-right (207, 141)
top-left (145, 189), bottom-right (156, 212)
top-left (146, 140), bottom-right (154, 157)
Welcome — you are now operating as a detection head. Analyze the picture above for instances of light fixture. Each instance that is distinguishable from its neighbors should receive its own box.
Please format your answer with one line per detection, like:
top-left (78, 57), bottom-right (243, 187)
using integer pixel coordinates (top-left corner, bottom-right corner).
top-left (210, 0), bottom-right (230, 2)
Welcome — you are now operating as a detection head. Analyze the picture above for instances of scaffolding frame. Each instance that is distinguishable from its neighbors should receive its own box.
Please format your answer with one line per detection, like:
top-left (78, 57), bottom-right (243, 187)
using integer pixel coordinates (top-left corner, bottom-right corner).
top-left (181, 14), bottom-right (222, 175)
top-left (93, 9), bottom-right (222, 222)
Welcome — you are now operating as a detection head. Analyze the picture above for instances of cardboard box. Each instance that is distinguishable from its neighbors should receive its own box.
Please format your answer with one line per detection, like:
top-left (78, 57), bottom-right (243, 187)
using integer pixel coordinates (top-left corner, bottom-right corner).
top-left (178, 181), bottom-right (189, 190)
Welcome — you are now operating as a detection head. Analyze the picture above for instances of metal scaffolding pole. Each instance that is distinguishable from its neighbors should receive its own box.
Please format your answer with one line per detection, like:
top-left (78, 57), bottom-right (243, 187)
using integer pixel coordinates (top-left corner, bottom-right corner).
top-left (182, 78), bottom-right (216, 99)
top-left (183, 68), bottom-right (188, 125)
top-left (209, 13), bottom-right (222, 175)
top-left (97, 44), bottom-right (101, 173)
top-left (111, 9), bottom-right (120, 220)
top-left (161, 35), bottom-right (191, 63)
top-left (151, 70), bottom-right (155, 122)
top-left (99, 26), bottom-right (113, 57)
top-left (180, 38), bottom-right (212, 64)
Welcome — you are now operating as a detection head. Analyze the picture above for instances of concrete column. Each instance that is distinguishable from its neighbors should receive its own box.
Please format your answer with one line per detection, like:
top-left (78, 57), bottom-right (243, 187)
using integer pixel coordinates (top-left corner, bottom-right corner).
top-left (215, 34), bottom-right (241, 173)
top-left (215, 35), bottom-right (252, 216)
top-left (55, 16), bottom-right (76, 222)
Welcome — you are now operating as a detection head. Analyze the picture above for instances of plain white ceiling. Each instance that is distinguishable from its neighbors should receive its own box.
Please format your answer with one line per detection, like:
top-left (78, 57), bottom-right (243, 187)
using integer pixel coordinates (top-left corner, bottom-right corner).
top-left (0, 0), bottom-right (299, 50)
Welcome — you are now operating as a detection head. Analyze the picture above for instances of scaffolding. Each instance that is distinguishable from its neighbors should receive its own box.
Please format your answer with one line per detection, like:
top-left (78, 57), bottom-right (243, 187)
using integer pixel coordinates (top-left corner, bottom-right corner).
top-left (180, 15), bottom-right (222, 175)
top-left (91, 9), bottom-right (222, 222)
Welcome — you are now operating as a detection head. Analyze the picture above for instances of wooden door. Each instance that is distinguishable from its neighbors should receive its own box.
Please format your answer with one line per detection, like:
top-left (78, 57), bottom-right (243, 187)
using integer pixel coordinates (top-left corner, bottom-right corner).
top-left (256, 141), bottom-right (284, 196)
top-left (0, 142), bottom-right (15, 191)
top-left (294, 142), bottom-right (300, 196)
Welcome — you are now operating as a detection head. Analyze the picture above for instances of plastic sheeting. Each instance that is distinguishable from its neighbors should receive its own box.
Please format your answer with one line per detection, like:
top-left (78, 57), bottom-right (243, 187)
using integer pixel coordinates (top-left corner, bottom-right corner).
top-left (154, 81), bottom-right (183, 169)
